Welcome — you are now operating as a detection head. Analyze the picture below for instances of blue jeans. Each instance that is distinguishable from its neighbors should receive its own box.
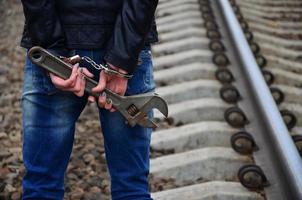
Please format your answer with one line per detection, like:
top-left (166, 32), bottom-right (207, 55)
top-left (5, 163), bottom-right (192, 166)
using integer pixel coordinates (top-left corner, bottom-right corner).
top-left (21, 46), bottom-right (155, 200)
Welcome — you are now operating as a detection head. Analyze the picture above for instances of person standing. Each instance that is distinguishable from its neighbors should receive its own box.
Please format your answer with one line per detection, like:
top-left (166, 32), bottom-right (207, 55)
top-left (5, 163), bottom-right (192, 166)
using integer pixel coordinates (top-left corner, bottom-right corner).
top-left (20, 0), bottom-right (158, 199)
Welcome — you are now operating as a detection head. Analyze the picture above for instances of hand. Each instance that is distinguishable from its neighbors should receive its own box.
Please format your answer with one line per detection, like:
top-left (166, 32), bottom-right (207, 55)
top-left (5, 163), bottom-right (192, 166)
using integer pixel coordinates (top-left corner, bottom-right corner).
top-left (49, 63), bottom-right (94, 97)
top-left (91, 64), bottom-right (128, 112)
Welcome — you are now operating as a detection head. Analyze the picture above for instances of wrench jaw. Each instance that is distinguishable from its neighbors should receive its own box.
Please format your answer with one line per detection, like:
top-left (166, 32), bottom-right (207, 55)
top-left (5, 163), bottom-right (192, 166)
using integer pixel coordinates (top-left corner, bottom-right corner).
top-left (137, 118), bottom-right (157, 129)
top-left (124, 95), bottom-right (169, 128)
top-left (123, 106), bottom-right (157, 128)
top-left (128, 115), bottom-right (157, 128)
top-left (146, 95), bottom-right (168, 118)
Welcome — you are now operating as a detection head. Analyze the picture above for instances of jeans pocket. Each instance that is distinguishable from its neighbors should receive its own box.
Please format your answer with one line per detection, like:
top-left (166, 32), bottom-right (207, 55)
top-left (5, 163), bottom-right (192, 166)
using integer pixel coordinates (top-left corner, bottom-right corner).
top-left (31, 60), bottom-right (59, 95)
top-left (126, 48), bottom-right (155, 95)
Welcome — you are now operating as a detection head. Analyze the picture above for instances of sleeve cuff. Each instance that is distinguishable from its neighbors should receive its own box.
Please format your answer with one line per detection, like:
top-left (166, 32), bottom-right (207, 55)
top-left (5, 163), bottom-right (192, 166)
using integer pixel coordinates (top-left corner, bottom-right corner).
top-left (104, 51), bottom-right (138, 75)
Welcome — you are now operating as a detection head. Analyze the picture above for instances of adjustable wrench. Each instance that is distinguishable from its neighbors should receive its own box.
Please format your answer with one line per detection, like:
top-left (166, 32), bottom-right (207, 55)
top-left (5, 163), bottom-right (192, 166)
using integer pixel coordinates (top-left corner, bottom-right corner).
top-left (28, 46), bottom-right (168, 128)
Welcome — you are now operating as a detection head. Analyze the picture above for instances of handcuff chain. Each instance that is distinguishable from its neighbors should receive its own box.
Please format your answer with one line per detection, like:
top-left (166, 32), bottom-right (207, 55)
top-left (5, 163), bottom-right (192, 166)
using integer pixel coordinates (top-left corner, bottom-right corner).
top-left (81, 56), bottom-right (133, 79)
top-left (82, 56), bottom-right (103, 70)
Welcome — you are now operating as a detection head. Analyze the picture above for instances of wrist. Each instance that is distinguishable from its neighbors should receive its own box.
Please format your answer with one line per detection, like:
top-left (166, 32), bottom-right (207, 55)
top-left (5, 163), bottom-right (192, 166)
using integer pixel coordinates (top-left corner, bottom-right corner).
top-left (105, 63), bottom-right (132, 79)
top-left (107, 63), bottom-right (128, 75)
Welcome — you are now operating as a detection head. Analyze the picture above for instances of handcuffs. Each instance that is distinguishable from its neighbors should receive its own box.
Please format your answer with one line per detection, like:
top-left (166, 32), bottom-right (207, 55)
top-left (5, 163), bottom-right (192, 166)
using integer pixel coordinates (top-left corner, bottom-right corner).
top-left (59, 55), bottom-right (133, 79)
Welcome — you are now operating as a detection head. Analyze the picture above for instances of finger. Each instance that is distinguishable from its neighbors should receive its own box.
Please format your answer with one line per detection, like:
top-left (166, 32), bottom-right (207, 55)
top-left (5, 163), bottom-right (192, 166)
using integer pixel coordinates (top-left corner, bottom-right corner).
top-left (49, 72), bottom-right (56, 79)
top-left (107, 78), bottom-right (127, 96)
top-left (72, 70), bottom-right (83, 95)
top-left (116, 85), bottom-right (127, 96)
top-left (106, 82), bottom-right (120, 98)
top-left (74, 68), bottom-right (86, 96)
top-left (77, 73), bottom-right (86, 97)
top-left (79, 69), bottom-right (87, 96)
top-left (98, 92), bottom-right (106, 107)
top-left (88, 96), bottom-right (95, 103)
top-left (49, 73), bottom-right (62, 82)
top-left (82, 68), bottom-right (94, 78)
top-left (66, 64), bottom-right (79, 87)
top-left (59, 63), bottom-right (79, 88)
top-left (49, 73), bottom-right (69, 89)
top-left (67, 66), bottom-right (79, 88)
top-left (106, 81), bottom-right (116, 92)
top-left (71, 63), bottom-right (79, 75)
top-left (104, 98), bottom-right (112, 110)
top-left (92, 71), bottom-right (107, 93)
top-left (49, 72), bottom-right (66, 82)
top-left (78, 67), bottom-right (83, 75)
top-left (110, 108), bottom-right (117, 112)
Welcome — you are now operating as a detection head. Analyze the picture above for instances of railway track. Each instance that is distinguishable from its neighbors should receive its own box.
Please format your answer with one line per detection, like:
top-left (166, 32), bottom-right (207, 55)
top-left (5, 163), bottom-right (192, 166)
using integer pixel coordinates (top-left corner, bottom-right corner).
top-left (1, 0), bottom-right (302, 199)
top-left (148, 0), bottom-right (302, 199)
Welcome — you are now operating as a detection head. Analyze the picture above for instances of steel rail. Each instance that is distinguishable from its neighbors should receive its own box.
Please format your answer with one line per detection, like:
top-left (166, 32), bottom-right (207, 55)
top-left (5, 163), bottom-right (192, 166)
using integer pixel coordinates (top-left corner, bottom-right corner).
top-left (212, 0), bottom-right (302, 199)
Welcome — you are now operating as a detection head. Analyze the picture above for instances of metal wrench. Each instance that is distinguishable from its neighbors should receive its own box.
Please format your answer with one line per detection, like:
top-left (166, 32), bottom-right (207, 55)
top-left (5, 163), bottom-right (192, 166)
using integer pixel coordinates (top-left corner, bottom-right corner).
top-left (28, 46), bottom-right (168, 128)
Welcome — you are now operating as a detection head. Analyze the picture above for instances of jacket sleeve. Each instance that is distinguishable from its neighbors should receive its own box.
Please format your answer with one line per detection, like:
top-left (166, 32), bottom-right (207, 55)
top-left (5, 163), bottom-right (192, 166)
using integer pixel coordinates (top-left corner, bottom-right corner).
top-left (21, 0), bottom-right (67, 55)
top-left (104, 0), bottom-right (158, 74)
